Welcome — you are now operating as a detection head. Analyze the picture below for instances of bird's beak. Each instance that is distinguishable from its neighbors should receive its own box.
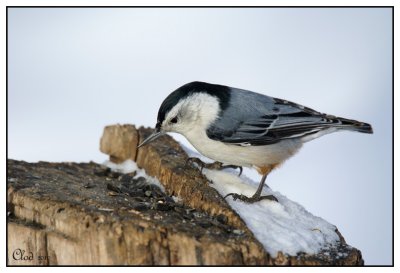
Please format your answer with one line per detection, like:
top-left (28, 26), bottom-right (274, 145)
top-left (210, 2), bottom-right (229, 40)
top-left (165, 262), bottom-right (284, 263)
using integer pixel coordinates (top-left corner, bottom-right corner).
top-left (137, 125), bottom-right (164, 148)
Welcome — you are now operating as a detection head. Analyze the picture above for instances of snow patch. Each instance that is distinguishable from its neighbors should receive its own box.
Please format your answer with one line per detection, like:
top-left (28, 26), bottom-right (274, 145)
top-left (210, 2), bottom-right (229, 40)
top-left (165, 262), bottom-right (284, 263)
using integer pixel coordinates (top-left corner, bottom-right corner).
top-left (103, 159), bottom-right (165, 192)
top-left (181, 144), bottom-right (340, 258)
top-left (103, 159), bottom-right (137, 174)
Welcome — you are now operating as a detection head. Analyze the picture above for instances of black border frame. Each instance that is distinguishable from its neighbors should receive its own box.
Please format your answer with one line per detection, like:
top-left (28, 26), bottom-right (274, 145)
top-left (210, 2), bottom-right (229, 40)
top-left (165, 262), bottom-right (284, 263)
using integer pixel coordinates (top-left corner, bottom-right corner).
top-left (5, 5), bottom-right (395, 267)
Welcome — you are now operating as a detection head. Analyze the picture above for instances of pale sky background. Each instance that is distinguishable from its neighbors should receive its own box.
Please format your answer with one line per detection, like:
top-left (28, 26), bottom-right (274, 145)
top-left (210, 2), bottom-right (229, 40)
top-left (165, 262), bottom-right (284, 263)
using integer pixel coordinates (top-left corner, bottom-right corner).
top-left (8, 8), bottom-right (392, 265)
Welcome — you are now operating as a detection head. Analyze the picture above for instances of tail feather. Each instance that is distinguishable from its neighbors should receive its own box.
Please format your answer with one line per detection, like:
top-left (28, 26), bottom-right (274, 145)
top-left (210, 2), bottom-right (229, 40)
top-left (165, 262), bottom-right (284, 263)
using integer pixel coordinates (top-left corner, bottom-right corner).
top-left (336, 117), bottom-right (373, 134)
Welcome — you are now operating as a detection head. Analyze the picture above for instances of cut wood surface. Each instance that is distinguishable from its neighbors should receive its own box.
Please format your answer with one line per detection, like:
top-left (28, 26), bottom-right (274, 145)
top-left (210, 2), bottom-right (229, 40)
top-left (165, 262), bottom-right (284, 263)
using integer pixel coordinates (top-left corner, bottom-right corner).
top-left (7, 124), bottom-right (363, 265)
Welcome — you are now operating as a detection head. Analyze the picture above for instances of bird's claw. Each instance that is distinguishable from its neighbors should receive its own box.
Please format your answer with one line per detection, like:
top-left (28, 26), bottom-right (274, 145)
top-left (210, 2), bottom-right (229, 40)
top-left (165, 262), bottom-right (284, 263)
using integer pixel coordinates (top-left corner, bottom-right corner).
top-left (185, 157), bottom-right (206, 172)
top-left (224, 193), bottom-right (278, 203)
top-left (185, 157), bottom-right (243, 176)
top-left (220, 165), bottom-right (243, 176)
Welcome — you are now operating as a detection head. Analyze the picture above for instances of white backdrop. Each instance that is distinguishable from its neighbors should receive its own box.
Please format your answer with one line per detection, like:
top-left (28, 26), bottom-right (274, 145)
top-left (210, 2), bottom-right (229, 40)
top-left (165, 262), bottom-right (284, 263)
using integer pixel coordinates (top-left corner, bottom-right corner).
top-left (8, 8), bottom-right (392, 265)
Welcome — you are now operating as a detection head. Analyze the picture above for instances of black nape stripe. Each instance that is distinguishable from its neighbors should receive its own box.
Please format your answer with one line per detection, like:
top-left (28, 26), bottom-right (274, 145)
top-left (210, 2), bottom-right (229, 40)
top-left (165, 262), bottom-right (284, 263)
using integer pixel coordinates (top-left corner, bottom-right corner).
top-left (157, 81), bottom-right (231, 123)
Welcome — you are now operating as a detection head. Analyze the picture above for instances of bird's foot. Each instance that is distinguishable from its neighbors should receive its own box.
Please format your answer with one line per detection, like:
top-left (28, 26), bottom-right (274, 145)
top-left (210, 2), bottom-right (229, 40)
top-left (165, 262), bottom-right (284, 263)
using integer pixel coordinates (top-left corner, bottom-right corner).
top-left (224, 192), bottom-right (278, 203)
top-left (185, 157), bottom-right (243, 176)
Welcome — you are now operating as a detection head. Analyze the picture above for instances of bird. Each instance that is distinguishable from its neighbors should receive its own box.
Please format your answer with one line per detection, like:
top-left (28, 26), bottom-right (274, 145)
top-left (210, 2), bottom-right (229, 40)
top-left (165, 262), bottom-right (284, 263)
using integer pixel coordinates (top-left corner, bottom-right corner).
top-left (138, 81), bottom-right (373, 203)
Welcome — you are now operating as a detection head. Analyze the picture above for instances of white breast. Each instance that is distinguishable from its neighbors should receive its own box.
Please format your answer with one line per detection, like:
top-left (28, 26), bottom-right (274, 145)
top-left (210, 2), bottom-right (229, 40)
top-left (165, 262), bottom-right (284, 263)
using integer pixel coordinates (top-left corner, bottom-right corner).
top-left (183, 126), bottom-right (303, 169)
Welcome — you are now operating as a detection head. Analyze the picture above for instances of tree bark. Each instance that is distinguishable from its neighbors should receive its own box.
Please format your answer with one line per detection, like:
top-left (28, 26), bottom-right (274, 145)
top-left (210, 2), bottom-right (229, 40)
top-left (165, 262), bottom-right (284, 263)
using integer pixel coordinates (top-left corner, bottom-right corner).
top-left (6, 124), bottom-right (363, 265)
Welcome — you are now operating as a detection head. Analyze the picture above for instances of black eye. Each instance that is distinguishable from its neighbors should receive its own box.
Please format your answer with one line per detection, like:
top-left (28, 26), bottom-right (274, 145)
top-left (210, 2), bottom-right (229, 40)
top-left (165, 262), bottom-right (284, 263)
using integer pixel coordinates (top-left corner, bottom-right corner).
top-left (170, 116), bottom-right (178, 124)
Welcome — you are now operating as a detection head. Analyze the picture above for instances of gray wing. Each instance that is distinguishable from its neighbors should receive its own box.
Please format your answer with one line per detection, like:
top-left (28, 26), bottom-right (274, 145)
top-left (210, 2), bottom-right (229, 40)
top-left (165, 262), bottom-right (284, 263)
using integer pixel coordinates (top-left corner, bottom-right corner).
top-left (206, 87), bottom-right (345, 146)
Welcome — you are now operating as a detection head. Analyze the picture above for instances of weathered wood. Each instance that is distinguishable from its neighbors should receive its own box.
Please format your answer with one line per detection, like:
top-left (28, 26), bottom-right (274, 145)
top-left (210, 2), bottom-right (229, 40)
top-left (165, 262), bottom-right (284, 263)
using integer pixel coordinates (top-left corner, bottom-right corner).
top-left (6, 124), bottom-right (363, 265)
top-left (7, 160), bottom-right (268, 265)
top-left (100, 124), bottom-right (139, 164)
top-left (100, 124), bottom-right (363, 265)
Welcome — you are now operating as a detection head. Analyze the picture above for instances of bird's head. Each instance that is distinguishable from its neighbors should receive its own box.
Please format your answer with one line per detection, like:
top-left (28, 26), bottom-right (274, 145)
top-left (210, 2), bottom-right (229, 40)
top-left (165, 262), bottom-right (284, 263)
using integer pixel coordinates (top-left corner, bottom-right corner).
top-left (137, 81), bottom-right (231, 148)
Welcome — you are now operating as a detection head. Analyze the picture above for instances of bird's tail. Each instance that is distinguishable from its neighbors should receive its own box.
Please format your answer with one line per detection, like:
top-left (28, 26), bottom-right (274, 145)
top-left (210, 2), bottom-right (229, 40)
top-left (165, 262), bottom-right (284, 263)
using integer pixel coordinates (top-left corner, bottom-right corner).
top-left (335, 116), bottom-right (373, 134)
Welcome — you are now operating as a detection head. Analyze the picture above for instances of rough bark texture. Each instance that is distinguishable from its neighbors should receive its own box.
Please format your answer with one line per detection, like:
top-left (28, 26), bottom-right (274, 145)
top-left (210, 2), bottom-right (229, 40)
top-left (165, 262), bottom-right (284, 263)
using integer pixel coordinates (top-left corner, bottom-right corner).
top-left (7, 124), bottom-right (363, 265)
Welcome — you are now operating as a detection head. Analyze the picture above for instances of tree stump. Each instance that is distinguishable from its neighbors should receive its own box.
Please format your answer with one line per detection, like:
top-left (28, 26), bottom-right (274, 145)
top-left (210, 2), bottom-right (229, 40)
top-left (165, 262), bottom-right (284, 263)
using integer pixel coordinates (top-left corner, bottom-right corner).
top-left (6, 124), bottom-right (363, 265)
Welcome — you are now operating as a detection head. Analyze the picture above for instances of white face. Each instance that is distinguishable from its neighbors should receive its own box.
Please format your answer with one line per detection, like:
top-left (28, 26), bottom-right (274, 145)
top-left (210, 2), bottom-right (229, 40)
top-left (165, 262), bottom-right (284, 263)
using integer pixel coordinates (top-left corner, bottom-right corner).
top-left (161, 93), bottom-right (220, 135)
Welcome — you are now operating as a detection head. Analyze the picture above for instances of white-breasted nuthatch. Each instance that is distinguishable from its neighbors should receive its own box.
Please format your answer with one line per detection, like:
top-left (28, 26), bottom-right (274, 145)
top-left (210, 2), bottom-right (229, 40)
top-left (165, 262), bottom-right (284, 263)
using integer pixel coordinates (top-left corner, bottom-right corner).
top-left (138, 81), bottom-right (373, 203)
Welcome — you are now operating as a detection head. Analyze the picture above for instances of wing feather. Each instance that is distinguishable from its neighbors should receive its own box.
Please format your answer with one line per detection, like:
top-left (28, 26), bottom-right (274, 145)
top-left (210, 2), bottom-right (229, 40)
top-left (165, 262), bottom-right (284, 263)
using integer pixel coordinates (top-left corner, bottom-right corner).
top-left (206, 88), bottom-right (345, 146)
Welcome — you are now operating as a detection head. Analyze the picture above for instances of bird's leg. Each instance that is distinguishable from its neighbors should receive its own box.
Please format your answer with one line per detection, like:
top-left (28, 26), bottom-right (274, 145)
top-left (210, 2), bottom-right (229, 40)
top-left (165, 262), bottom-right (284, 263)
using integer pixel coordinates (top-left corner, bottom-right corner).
top-left (224, 172), bottom-right (278, 203)
top-left (185, 157), bottom-right (243, 176)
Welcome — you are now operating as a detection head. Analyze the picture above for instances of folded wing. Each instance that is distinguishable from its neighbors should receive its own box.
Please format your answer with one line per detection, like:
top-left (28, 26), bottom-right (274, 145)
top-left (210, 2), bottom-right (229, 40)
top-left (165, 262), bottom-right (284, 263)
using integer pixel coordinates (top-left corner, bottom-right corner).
top-left (206, 89), bottom-right (371, 146)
